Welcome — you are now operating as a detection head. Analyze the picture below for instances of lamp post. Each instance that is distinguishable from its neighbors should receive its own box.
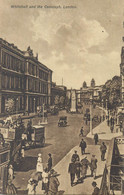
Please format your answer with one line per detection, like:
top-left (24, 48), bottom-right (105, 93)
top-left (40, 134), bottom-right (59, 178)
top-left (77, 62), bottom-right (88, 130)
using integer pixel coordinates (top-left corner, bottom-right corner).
top-left (34, 98), bottom-right (36, 113)
top-left (43, 104), bottom-right (44, 122)
top-left (90, 95), bottom-right (93, 135)
top-left (16, 97), bottom-right (18, 119)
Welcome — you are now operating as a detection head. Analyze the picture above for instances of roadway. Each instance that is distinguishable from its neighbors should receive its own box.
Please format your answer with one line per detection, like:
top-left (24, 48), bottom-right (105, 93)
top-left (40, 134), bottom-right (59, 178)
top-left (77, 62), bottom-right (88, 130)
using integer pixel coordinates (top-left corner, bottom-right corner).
top-left (13, 108), bottom-right (103, 191)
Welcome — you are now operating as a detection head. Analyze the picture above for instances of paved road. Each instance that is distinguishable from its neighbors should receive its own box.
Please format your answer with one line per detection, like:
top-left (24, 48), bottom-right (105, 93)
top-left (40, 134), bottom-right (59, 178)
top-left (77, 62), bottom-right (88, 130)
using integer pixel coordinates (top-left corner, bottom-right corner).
top-left (13, 108), bottom-right (103, 191)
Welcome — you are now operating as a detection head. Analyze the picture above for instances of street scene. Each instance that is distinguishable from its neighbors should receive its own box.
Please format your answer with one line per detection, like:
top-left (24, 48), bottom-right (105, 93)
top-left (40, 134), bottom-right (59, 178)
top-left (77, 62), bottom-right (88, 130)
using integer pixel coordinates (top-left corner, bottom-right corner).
top-left (0, 0), bottom-right (124, 195)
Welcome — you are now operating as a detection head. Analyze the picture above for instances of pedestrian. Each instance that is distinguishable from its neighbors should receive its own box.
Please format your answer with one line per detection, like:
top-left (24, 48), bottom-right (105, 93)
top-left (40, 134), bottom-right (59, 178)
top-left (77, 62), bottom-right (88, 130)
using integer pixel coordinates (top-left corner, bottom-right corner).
top-left (6, 179), bottom-right (17, 195)
top-left (47, 153), bottom-right (52, 172)
top-left (48, 169), bottom-right (60, 195)
top-left (68, 158), bottom-right (76, 186)
top-left (79, 126), bottom-right (84, 136)
top-left (71, 150), bottom-right (80, 162)
top-left (92, 181), bottom-right (100, 195)
top-left (27, 120), bottom-right (32, 141)
top-left (94, 133), bottom-right (98, 145)
top-left (8, 164), bottom-right (14, 181)
top-left (75, 158), bottom-right (81, 182)
top-left (35, 174), bottom-right (43, 194)
top-left (100, 142), bottom-right (107, 161)
top-left (110, 125), bottom-right (114, 133)
top-left (36, 153), bottom-right (43, 173)
top-left (27, 178), bottom-right (36, 195)
top-left (90, 155), bottom-right (98, 179)
top-left (79, 139), bottom-right (87, 155)
top-left (42, 168), bottom-right (49, 194)
top-left (110, 117), bottom-right (113, 126)
top-left (80, 155), bottom-right (90, 179)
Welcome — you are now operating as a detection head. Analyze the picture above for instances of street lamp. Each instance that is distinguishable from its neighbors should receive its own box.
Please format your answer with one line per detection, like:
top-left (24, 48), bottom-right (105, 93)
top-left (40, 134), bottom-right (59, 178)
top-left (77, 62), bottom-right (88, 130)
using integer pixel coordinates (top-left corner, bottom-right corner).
top-left (43, 104), bottom-right (44, 122)
top-left (16, 97), bottom-right (18, 119)
top-left (34, 98), bottom-right (36, 113)
top-left (90, 95), bottom-right (93, 135)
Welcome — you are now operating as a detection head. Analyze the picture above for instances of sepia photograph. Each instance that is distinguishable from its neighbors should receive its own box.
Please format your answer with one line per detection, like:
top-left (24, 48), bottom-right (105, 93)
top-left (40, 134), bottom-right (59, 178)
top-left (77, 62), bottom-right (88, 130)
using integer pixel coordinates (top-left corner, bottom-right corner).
top-left (0, 0), bottom-right (124, 194)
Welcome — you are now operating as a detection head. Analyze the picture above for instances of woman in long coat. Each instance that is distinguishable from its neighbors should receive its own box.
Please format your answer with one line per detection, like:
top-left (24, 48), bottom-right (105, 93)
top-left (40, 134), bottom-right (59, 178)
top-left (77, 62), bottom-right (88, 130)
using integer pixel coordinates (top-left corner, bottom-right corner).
top-left (6, 180), bottom-right (17, 194)
top-left (80, 156), bottom-right (90, 179)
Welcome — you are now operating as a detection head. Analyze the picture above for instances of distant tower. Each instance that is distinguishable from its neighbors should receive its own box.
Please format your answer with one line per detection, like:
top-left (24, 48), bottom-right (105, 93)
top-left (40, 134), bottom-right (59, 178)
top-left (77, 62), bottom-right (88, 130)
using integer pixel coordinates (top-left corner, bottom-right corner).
top-left (91, 78), bottom-right (95, 88)
top-left (120, 47), bottom-right (124, 107)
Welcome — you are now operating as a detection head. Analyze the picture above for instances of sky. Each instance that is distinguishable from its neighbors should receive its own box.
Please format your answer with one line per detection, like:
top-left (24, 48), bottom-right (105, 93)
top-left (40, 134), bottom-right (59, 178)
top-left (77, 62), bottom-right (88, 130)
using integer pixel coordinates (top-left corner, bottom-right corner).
top-left (0, 0), bottom-right (124, 89)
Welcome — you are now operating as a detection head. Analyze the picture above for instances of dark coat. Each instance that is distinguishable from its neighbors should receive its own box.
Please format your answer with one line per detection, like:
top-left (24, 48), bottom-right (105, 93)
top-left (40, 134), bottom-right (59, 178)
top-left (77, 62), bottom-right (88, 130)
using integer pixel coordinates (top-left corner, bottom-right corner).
top-left (100, 144), bottom-right (107, 153)
top-left (94, 134), bottom-right (98, 141)
top-left (92, 187), bottom-right (100, 195)
top-left (48, 157), bottom-right (52, 170)
top-left (48, 176), bottom-right (60, 193)
top-left (90, 158), bottom-right (98, 170)
top-left (72, 154), bottom-right (80, 162)
top-left (79, 141), bottom-right (87, 149)
top-left (68, 162), bottom-right (76, 174)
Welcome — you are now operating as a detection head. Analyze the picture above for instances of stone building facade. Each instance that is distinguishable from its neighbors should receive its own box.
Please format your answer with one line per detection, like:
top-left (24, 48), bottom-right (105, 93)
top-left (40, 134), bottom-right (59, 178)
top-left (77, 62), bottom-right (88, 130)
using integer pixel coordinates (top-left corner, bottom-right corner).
top-left (0, 38), bottom-right (52, 115)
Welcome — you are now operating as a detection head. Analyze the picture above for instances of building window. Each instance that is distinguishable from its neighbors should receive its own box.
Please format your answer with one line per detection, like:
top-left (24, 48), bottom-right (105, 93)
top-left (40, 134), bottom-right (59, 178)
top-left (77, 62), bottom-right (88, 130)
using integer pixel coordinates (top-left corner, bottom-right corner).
top-left (1, 152), bottom-right (9, 164)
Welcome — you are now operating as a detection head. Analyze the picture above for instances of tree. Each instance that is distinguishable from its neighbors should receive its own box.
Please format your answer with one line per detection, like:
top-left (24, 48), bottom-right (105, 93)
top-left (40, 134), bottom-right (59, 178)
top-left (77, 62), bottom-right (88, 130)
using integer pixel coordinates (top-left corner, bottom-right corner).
top-left (101, 76), bottom-right (121, 109)
top-left (82, 81), bottom-right (87, 88)
top-left (91, 78), bottom-right (95, 87)
top-left (5, 98), bottom-right (15, 113)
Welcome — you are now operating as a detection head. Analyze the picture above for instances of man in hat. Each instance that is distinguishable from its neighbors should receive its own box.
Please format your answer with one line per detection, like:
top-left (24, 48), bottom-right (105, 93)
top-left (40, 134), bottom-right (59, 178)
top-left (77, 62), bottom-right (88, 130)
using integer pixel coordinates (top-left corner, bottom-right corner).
top-left (48, 169), bottom-right (60, 195)
top-left (80, 155), bottom-right (90, 179)
top-left (79, 139), bottom-right (87, 155)
top-left (27, 120), bottom-right (32, 141)
top-left (100, 142), bottom-right (107, 161)
top-left (94, 133), bottom-right (99, 145)
top-left (79, 126), bottom-right (84, 136)
top-left (71, 150), bottom-right (80, 162)
top-left (75, 157), bottom-right (81, 182)
top-left (90, 155), bottom-right (98, 179)
top-left (92, 181), bottom-right (100, 195)
top-left (68, 158), bottom-right (76, 186)
top-left (48, 153), bottom-right (52, 172)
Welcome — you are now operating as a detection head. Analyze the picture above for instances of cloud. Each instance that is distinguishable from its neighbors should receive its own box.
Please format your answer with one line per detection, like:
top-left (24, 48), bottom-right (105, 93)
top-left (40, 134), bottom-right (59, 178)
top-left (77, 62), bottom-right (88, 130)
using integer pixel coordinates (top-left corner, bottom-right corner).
top-left (0, 0), bottom-right (122, 89)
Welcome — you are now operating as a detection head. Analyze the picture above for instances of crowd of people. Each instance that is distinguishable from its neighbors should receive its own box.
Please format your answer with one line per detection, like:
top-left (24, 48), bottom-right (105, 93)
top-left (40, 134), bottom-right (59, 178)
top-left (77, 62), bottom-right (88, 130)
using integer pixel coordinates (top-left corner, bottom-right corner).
top-left (27, 153), bottom-right (61, 195)
top-left (68, 136), bottom-right (107, 195)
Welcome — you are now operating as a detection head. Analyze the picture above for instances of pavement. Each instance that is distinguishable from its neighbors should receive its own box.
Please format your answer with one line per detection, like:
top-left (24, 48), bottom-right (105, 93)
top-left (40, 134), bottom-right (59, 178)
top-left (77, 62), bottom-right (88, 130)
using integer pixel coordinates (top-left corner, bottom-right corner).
top-left (87, 119), bottom-right (122, 140)
top-left (13, 108), bottom-right (123, 194)
top-left (54, 144), bottom-right (108, 195)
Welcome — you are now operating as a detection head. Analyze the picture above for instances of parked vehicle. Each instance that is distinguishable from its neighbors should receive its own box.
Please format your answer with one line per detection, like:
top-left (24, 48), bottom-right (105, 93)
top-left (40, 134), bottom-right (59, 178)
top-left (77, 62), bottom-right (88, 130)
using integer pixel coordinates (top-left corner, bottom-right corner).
top-left (22, 125), bottom-right (45, 148)
top-left (58, 116), bottom-right (67, 127)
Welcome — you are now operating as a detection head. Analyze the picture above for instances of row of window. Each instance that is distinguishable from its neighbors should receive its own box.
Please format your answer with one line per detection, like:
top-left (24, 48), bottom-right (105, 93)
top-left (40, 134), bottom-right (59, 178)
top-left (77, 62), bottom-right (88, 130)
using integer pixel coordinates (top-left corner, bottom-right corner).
top-left (28, 78), bottom-right (48, 94)
top-left (1, 52), bottom-right (50, 82)
top-left (28, 63), bottom-right (48, 81)
top-left (2, 51), bottom-right (25, 73)
top-left (39, 69), bottom-right (48, 81)
top-left (2, 74), bottom-right (25, 90)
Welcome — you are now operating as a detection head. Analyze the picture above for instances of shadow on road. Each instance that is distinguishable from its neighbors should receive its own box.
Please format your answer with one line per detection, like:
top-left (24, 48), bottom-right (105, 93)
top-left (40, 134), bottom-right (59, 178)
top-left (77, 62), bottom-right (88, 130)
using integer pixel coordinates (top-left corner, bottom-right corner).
top-left (15, 156), bottom-right (37, 172)
top-left (95, 174), bottom-right (103, 179)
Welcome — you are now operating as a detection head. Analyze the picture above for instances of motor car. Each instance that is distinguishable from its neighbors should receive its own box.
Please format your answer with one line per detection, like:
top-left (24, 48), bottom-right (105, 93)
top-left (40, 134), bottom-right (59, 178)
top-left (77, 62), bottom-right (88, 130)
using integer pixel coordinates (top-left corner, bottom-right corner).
top-left (58, 116), bottom-right (67, 127)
